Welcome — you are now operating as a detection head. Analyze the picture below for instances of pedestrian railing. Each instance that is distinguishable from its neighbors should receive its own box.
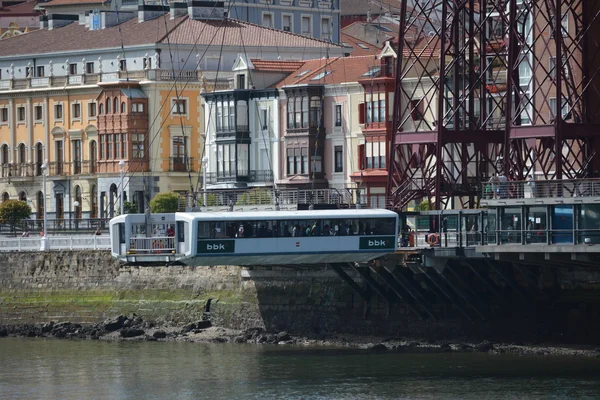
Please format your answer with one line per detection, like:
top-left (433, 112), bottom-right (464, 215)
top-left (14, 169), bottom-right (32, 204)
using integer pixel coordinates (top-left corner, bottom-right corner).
top-left (482, 178), bottom-right (600, 200)
top-left (128, 236), bottom-right (176, 254)
top-left (0, 236), bottom-right (110, 252)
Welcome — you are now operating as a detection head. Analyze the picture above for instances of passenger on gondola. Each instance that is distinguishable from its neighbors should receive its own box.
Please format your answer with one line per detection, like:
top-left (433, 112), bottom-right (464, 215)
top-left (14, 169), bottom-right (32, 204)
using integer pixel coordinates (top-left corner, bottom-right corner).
top-left (284, 224), bottom-right (291, 237)
top-left (227, 224), bottom-right (236, 238)
top-left (243, 223), bottom-right (253, 238)
top-left (323, 224), bottom-right (331, 236)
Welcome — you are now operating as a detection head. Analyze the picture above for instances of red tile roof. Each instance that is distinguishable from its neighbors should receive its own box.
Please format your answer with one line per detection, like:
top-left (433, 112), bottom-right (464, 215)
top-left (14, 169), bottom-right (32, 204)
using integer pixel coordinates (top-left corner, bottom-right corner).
top-left (341, 32), bottom-right (380, 56)
top-left (340, 0), bottom-right (401, 16)
top-left (164, 17), bottom-right (341, 49)
top-left (251, 59), bottom-right (306, 72)
top-left (0, 0), bottom-right (41, 15)
top-left (0, 15), bottom-right (339, 57)
top-left (41, 0), bottom-right (107, 6)
top-left (276, 56), bottom-right (380, 88)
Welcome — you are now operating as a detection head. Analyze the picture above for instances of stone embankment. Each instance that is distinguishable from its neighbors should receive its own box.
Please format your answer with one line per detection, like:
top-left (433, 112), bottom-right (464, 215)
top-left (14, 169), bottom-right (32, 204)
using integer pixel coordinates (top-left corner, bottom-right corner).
top-left (3, 314), bottom-right (600, 358)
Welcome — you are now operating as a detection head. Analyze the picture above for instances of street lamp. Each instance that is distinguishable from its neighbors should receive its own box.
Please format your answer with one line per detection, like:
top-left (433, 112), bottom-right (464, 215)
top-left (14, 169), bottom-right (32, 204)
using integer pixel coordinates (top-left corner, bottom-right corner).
top-left (73, 200), bottom-right (80, 230)
top-left (40, 161), bottom-right (49, 251)
top-left (119, 160), bottom-right (125, 215)
top-left (202, 156), bottom-right (208, 208)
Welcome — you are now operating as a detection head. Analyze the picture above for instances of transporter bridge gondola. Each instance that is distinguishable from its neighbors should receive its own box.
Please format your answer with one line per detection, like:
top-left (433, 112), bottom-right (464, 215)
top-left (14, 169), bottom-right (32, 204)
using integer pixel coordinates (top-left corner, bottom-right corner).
top-left (109, 209), bottom-right (399, 266)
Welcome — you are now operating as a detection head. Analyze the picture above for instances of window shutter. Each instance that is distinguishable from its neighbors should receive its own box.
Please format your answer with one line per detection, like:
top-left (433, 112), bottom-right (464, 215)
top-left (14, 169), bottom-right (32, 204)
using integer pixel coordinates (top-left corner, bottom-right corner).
top-left (358, 103), bottom-right (365, 124)
top-left (358, 144), bottom-right (365, 170)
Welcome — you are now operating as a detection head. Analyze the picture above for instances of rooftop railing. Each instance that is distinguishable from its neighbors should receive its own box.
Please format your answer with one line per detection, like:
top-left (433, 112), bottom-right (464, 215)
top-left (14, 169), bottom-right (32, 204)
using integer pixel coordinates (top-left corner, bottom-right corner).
top-left (482, 178), bottom-right (600, 200)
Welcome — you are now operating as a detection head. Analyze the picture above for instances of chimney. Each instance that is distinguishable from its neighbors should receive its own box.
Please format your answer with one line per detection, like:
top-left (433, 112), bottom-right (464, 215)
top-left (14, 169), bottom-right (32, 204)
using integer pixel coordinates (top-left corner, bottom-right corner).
top-left (188, 0), bottom-right (224, 20)
top-left (138, 1), bottom-right (169, 23)
top-left (170, 1), bottom-right (188, 19)
top-left (47, 14), bottom-right (78, 30)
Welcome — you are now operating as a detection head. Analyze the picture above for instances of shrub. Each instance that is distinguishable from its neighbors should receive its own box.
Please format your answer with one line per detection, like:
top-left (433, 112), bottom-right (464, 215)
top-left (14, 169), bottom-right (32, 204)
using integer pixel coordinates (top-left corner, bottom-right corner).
top-left (150, 192), bottom-right (180, 213)
top-left (0, 200), bottom-right (31, 233)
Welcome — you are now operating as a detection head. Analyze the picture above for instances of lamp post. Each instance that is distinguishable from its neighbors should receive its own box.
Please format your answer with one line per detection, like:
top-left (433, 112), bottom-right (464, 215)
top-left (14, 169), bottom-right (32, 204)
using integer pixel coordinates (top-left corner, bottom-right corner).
top-left (202, 156), bottom-right (208, 208)
top-left (40, 161), bottom-right (49, 251)
top-left (73, 200), bottom-right (79, 230)
top-left (119, 160), bottom-right (125, 215)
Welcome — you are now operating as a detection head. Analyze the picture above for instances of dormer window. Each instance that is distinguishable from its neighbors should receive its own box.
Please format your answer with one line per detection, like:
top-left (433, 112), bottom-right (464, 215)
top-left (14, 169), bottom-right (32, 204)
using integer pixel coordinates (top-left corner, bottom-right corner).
top-left (237, 74), bottom-right (246, 89)
top-left (119, 59), bottom-right (127, 71)
top-left (69, 63), bottom-right (77, 75)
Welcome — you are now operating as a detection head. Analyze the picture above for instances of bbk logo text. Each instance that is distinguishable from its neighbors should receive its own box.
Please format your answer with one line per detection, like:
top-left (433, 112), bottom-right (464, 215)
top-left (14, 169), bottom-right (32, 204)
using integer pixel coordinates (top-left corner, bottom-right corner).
top-left (368, 240), bottom-right (389, 247)
top-left (198, 240), bottom-right (235, 254)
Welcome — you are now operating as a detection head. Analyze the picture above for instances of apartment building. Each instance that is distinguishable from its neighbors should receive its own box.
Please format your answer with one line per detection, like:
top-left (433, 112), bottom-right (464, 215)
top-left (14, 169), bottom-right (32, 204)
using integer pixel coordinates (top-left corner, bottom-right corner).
top-left (0, 1), bottom-right (341, 222)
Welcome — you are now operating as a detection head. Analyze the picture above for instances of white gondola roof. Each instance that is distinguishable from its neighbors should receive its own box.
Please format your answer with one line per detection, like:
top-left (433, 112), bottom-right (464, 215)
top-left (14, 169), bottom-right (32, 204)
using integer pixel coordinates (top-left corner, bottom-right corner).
top-left (176, 209), bottom-right (397, 221)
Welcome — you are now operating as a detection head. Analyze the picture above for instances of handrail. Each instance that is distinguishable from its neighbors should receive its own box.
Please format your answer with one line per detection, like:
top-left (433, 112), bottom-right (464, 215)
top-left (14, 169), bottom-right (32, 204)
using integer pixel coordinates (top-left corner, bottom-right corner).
top-left (0, 235), bottom-right (110, 252)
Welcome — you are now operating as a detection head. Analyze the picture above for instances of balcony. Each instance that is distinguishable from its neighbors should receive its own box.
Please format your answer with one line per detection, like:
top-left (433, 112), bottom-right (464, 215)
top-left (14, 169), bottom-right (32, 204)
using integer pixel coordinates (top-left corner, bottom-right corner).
top-left (170, 157), bottom-right (194, 172)
top-left (0, 69), bottom-right (205, 92)
top-left (215, 125), bottom-right (250, 140)
top-left (205, 170), bottom-right (273, 185)
top-left (0, 163), bottom-right (37, 179)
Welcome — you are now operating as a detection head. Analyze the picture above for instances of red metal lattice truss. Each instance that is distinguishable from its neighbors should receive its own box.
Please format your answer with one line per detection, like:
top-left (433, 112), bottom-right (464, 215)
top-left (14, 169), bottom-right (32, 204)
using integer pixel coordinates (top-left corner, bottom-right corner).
top-left (388, 0), bottom-right (600, 210)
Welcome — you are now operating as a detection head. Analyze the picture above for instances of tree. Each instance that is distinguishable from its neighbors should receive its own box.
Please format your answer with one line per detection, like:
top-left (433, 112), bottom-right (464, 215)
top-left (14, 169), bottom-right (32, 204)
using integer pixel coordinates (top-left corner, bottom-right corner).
top-left (117, 201), bottom-right (139, 215)
top-left (0, 200), bottom-right (31, 234)
top-left (236, 189), bottom-right (272, 206)
top-left (150, 192), bottom-right (181, 213)
top-left (415, 199), bottom-right (432, 211)
top-left (197, 193), bottom-right (218, 207)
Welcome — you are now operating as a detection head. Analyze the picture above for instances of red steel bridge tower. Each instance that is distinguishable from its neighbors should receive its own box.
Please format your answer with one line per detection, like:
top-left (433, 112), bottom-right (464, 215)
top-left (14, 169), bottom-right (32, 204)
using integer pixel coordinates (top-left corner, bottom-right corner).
top-left (387, 0), bottom-right (600, 210)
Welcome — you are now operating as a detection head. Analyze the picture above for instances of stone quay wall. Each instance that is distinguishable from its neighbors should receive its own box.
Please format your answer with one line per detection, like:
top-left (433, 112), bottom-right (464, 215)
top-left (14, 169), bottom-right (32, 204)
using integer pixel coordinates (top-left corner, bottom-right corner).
top-left (2, 250), bottom-right (600, 343)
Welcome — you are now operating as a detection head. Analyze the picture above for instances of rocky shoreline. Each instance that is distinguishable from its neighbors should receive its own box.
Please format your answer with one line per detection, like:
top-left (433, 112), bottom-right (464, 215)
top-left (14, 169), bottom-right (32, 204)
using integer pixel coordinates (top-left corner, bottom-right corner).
top-left (1, 315), bottom-right (599, 358)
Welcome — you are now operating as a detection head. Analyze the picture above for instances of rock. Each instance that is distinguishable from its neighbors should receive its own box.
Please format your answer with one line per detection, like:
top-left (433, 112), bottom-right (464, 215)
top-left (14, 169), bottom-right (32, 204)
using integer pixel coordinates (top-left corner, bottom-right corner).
top-left (152, 330), bottom-right (167, 339)
top-left (26, 329), bottom-right (37, 338)
top-left (365, 343), bottom-right (388, 352)
top-left (41, 322), bottom-right (54, 334)
top-left (120, 328), bottom-right (145, 338)
top-left (440, 343), bottom-right (452, 352)
top-left (476, 340), bottom-right (494, 352)
top-left (122, 319), bottom-right (132, 328)
top-left (276, 331), bottom-right (291, 341)
top-left (196, 320), bottom-right (212, 329)
top-left (233, 336), bottom-right (246, 343)
top-left (145, 336), bottom-right (157, 342)
top-left (0, 327), bottom-right (8, 337)
top-left (181, 323), bottom-right (196, 334)
top-left (132, 316), bottom-right (144, 327)
top-left (211, 337), bottom-right (228, 343)
top-left (103, 316), bottom-right (128, 332)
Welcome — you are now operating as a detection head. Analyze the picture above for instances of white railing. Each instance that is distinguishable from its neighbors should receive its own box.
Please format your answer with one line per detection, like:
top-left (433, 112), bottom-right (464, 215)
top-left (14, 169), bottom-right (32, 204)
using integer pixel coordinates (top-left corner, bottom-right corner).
top-left (129, 236), bottom-right (175, 254)
top-left (31, 77), bottom-right (50, 87)
top-left (0, 236), bottom-right (110, 252)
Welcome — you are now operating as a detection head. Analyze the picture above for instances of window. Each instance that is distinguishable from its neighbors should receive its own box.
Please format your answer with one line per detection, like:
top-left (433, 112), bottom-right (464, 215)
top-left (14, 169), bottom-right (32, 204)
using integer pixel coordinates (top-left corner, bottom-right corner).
top-left (172, 99), bottom-right (187, 115)
top-left (18, 143), bottom-right (26, 164)
top-left (88, 102), bottom-right (97, 118)
top-left (17, 106), bottom-right (25, 122)
top-left (287, 95), bottom-right (310, 129)
top-left (113, 98), bottom-right (118, 114)
top-left (69, 63), bottom-right (77, 75)
top-left (262, 13), bottom-right (273, 28)
top-left (366, 99), bottom-right (386, 123)
top-left (72, 103), bottom-right (81, 119)
top-left (91, 185), bottom-right (98, 218)
top-left (99, 103), bottom-right (104, 115)
top-left (237, 74), bottom-right (246, 89)
top-left (410, 99), bottom-right (424, 121)
top-left (287, 148), bottom-right (309, 175)
top-left (335, 104), bottom-right (342, 127)
top-left (106, 98), bottom-right (111, 114)
top-left (282, 14), bottom-right (292, 32)
top-left (549, 56), bottom-right (556, 78)
top-left (172, 136), bottom-right (187, 171)
top-left (549, 56), bottom-right (568, 79)
top-left (301, 16), bottom-right (311, 36)
top-left (143, 58), bottom-right (151, 70)
top-left (132, 133), bottom-right (145, 159)
top-left (55, 140), bottom-right (64, 174)
top-left (309, 96), bottom-right (321, 128)
top-left (550, 13), bottom-right (569, 38)
top-left (261, 108), bottom-right (268, 130)
top-left (365, 140), bottom-right (386, 169)
top-left (72, 139), bottom-right (81, 174)
top-left (132, 103), bottom-right (144, 113)
top-left (114, 134), bottom-right (120, 160)
top-left (217, 143), bottom-right (237, 177)
top-left (362, 67), bottom-right (381, 77)
top-left (34, 105), bottom-right (43, 121)
top-left (90, 140), bottom-right (97, 173)
top-left (121, 102), bottom-right (126, 113)
top-left (107, 134), bottom-right (112, 159)
top-left (310, 71), bottom-right (331, 81)
top-left (36, 66), bottom-right (44, 77)
top-left (119, 59), bottom-right (127, 71)
top-left (56, 193), bottom-right (64, 220)
top-left (321, 17), bottom-right (331, 40)
top-left (1, 108), bottom-right (7, 122)
top-left (54, 104), bottom-right (63, 120)
top-left (549, 97), bottom-right (570, 119)
top-left (334, 145), bottom-right (343, 172)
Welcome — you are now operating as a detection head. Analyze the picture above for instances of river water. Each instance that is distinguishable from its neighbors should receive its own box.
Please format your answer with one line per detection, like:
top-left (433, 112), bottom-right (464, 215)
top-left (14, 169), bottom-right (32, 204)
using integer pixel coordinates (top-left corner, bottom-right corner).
top-left (1, 338), bottom-right (600, 400)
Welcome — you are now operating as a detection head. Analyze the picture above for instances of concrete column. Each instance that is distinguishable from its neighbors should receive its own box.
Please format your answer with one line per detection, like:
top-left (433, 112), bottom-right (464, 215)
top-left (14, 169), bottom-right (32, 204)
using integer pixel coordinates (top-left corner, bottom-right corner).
top-left (43, 96), bottom-right (49, 162)
top-left (26, 98), bottom-right (32, 162)
top-left (8, 98), bottom-right (14, 163)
